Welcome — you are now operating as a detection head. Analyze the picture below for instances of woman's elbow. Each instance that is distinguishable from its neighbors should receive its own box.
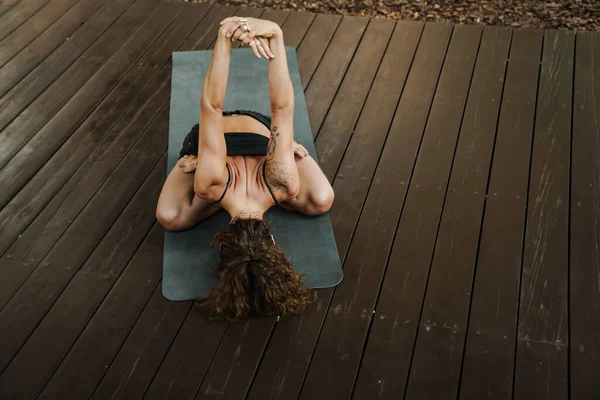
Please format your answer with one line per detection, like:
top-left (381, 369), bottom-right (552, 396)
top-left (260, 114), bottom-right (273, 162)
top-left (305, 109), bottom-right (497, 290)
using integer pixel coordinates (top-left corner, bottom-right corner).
top-left (193, 179), bottom-right (210, 199)
top-left (270, 98), bottom-right (294, 114)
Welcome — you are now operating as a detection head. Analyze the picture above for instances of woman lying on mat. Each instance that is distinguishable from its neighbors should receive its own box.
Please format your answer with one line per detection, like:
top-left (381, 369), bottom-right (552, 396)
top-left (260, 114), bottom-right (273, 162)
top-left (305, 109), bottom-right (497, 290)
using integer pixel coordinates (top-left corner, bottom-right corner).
top-left (156, 17), bottom-right (334, 320)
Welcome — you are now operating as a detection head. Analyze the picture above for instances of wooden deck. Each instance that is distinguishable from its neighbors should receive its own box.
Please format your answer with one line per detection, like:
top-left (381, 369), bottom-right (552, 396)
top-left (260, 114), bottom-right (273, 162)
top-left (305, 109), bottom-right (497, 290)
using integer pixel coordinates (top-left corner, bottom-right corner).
top-left (0, 0), bottom-right (598, 398)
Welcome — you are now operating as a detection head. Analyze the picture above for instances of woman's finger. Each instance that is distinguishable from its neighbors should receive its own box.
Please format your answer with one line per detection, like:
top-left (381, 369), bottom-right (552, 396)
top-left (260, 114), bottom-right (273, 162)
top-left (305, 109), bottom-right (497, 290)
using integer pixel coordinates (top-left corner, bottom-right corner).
top-left (256, 39), bottom-right (270, 60)
top-left (231, 24), bottom-right (247, 41)
top-left (249, 40), bottom-right (262, 58)
top-left (258, 37), bottom-right (274, 59)
top-left (228, 23), bottom-right (245, 39)
top-left (237, 31), bottom-right (250, 43)
top-left (220, 16), bottom-right (239, 25)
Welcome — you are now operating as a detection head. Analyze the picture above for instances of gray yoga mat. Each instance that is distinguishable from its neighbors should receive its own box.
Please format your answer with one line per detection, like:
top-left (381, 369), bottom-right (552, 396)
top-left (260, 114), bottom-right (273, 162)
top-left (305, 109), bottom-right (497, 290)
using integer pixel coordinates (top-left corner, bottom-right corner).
top-left (162, 47), bottom-right (343, 301)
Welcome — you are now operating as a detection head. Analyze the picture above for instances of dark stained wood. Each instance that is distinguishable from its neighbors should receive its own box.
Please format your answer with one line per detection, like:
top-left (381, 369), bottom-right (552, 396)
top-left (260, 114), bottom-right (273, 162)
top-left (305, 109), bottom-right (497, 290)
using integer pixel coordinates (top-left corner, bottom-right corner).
top-left (0, 0), bottom-right (80, 67)
top-left (0, 3), bottom-right (209, 308)
top-left (403, 26), bottom-right (512, 399)
top-left (513, 29), bottom-right (574, 399)
top-left (0, 3), bottom-right (233, 378)
top-left (0, 0), bottom-right (51, 39)
top-left (38, 224), bottom-right (167, 399)
top-left (143, 308), bottom-right (228, 400)
top-left (0, 3), bottom-right (212, 260)
top-left (0, 0), bottom-right (22, 17)
top-left (0, 0), bottom-right (134, 102)
top-left (570, 30), bottom-right (600, 399)
top-left (276, 10), bottom-right (313, 49)
top-left (0, 152), bottom-right (167, 399)
top-left (349, 24), bottom-right (482, 400)
top-left (196, 318), bottom-right (275, 399)
top-left (0, 104), bottom-right (170, 374)
top-left (0, 4), bottom-right (597, 398)
top-left (91, 286), bottom-right (191, 400)
top-left (258, 8), bottom-right (289, 25)
top-left (314, 18), bottom-right (395, 179)
top-left (0, 0), bottom-right (157, 169)
top-left (296, 13), bottom-right (341, 89)
top-left (459, 28), bottom-right (543, 400)
top-left (298, 23), bottom-right (458, 400)
top-left (304, 16), bottom-right (368, 136)
top-left (0, 0), bottom-right (168, 168)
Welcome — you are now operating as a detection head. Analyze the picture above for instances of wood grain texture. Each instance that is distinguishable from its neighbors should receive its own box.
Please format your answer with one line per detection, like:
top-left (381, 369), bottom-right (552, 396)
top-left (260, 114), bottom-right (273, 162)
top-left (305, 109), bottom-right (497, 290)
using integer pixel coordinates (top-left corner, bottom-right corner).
top-left (513, 29), bottom-right (575, 400)
top-left (352, 24), bottom-right (481, 399)
top-left (315, 18), bottom-right (396, 179)
top-left (0, 154), bottom-right (167, 399)
top-left (404, 26), bottom-right (511, 399)
top-left (296, 12), bottom-right (340, 89)
top-left (459, 28), bottom-right (543, 400)
top-left (570, 30), bottom-right (600, 400)
top-left (0, 0), bottom-right (51, 40)
top-left (0, 2), bottom-right (207, 310)
top-left (0, 0), bottom-right (155, 174)
top-left (304, 15), bottom-right (368, 136)
top-left (296, 21), bottom-right (430, 400)
top-left (0, 0), bottom-right (80, 67)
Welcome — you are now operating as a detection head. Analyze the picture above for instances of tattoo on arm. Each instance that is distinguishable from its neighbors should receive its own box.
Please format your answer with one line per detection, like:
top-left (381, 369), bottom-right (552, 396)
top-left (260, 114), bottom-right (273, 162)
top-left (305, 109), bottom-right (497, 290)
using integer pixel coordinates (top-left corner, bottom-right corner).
top-left (264, 126), bottom-right (293, 193)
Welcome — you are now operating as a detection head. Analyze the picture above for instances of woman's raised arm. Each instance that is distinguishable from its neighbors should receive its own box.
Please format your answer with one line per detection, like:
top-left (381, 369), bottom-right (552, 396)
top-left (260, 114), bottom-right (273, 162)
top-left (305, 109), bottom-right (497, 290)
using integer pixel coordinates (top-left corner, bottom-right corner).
top-left (193, 23), bottom-right (233, 200)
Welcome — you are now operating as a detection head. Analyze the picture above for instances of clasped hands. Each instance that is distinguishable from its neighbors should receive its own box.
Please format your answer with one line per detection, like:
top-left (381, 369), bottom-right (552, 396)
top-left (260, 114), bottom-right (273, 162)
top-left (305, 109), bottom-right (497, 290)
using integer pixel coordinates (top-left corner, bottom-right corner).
top-left (218, 17), bottom-right (280, 60)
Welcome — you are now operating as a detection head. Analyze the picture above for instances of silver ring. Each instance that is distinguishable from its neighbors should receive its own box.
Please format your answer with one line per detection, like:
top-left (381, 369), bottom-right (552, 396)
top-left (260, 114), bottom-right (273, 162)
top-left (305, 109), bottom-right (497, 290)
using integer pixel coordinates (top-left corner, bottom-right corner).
top-left (239, 18), bottom-right (249, 31)
top-left (254, 40), bottom-right (261, 46)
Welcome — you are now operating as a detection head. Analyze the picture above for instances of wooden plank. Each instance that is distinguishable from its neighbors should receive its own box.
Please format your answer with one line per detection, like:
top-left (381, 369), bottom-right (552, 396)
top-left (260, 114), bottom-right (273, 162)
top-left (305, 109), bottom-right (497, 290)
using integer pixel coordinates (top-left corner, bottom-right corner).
top-left (0, 4), bottom-right (211, 308)
top-left (259, 7), bottom-right (289, 25)
top-left (0, 0), bottom-right (51, 39)
top-left (143, 310), bottom-right (228, 400)
top-left (0, 0), bottom-right (22, 17)
top-left (297, 13), bottom-right (341, 89)
top-left (402, 26), bottom-right (511, 399)
top-left (91, 286), bottom-right (191, 400)
top-left (348, 24), bottom-right (481, 399)
top-left (0, 102), bottom-right (169, 373)
top-left (196, 318), bottom-right (275, 399)
top-left (0, 0), bottom-right (133, 101)
top-left (0, 152), bottom-right (166, 399)
top-left (275, 10), bottom-right (313, 49)
top-left (297, 23), bottom-right (466, 400)
top-left (0, 0), bottom-right (81, 67)
top-left (304, 15), bottom-right (367, 137)
top-left (139, 12), bottom-right (311, 400)
top-left (314, 19), bottom-right (395, 180)
top-left (570, 30), bottom-right (600, 399)
top-left (0, 0), bottom-right (157, 169)
top-left (38, 225), bottom-right (168, 399)
top-left (459, 28), bottom-right (543, 400)
top-left (0, 4), bottom-right (213, 261)
top-left (513, 29), bottom-right (574, 400)
top-left (248, 20), bottom-right (427, 400)
top-left (0, 259), bottom-right (33, 307)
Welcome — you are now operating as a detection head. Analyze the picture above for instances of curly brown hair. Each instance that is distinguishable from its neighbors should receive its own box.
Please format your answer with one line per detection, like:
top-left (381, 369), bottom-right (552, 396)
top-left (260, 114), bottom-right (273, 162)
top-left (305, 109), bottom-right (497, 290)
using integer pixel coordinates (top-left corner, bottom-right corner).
top-left (196, 218), bottom-right (315, 321)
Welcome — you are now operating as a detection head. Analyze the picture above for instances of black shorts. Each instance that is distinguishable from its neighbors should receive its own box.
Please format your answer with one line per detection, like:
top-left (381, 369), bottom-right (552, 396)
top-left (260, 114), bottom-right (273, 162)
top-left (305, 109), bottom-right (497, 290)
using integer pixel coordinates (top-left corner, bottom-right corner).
top-left (179, 109), bottom-right (272, 158)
